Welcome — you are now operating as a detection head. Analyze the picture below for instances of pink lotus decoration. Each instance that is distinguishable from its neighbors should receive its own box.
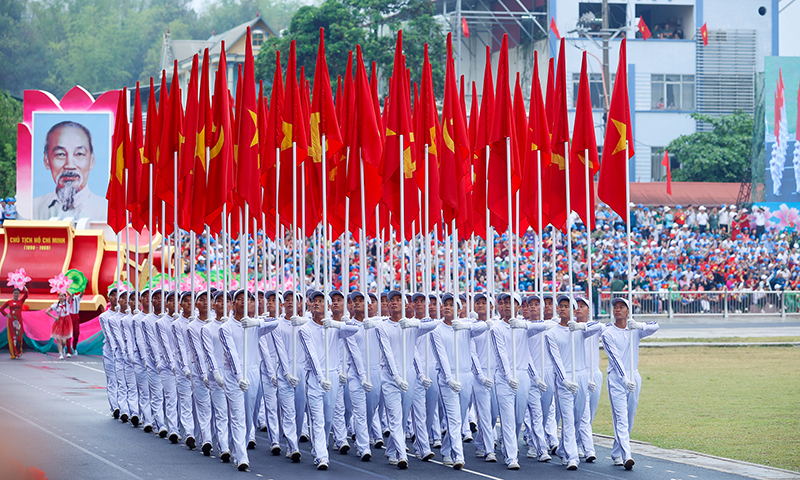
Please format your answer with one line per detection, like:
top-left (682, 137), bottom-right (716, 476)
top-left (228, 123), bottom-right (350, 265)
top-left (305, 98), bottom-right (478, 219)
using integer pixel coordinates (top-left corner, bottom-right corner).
top-left (48, 273), bottom-right (73, 295)
top-left (772, 204), bottom-right (800, 229)
top-left (7, 268), bottom-right (31, 290)
top-left (179, 276), bottom-right (207, 292)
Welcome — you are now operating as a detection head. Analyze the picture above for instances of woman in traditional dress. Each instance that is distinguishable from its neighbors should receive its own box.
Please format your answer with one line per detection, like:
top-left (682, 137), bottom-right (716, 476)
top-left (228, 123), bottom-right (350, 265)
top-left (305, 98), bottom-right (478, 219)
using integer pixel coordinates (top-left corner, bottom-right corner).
top-left (46, 293), bottom-right (73, 360)
top-left (1, 286), bottom-right (29, 359)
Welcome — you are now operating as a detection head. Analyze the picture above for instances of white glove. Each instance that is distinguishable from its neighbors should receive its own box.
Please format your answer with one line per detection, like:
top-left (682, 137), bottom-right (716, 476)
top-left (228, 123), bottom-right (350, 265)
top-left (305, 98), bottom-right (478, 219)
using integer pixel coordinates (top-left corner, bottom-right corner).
top-left (452, 320), bottom-right (472, 331)
top-left (508, 377), bottom-right (520, 390)
top-left (485, 319), bottom-right (495, 329)
top-left (183, 368), bottom-right (192, 380)
top-left (203, 376), bottom-right (210, 389)
top-left (420, 376), bottom-right (432, 389)
top-left (271, 375), bottom-right (278, 387)
top-left (213, 370), bottom-right (224, 387)
top-left (536, 377), bottom-right (548, 393)
top-left (480, 376), bottom-right (493, 389)
top-left (324, 318), bottom-right (343, 329)
top-left (171, 365), bottom-right (177, 375)
top-left (568, 320), bottom-right (586, 331)
top-left (341, 315), bottom-right (352, 323)
top-left (242, 317), bottom-right (261, 328)
top-left (362, 379), bottom-right (373, 392)
top-left (394, 375), bottom-right (409, 392)
top-left (467, 311), bottom-right (478, 320)
top-left (339, 371), bottom-right (348, 385)
top-left (238, 378), bottom-right (250, 392)
top-left (563, 379), bottom-right (579, 394)
top-left (543, 320), bottom-right (558, 330)
top-left (286, 374), bottom-right (299, 388)
top-left (320, 378), bottom-right (332, 392)
top-left (447, 379), bottom-right (462, 393)
top-left (588, 380), bottom-right (597, 392)
top-left (510, 318), bottom-right (529, 329)
top-left (625, 379), bottom-right (637, 392)
top-left (627, 319), bottom-right (643, 330)
top-left (291, 316), bottom-right (307, 327)
top-left (399, 318), bottom-right (420, 329)
top-left (362, 318), bottom-right (377, 330)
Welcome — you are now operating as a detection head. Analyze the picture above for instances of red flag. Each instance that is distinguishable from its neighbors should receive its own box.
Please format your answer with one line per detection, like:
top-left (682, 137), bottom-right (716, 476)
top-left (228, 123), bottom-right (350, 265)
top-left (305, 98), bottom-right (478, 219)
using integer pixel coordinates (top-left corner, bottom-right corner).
top-left (462, 17), bottom-right (470, 38)
top-left (370, 62), bottom-right (384, 144)
top-left (569, 52), bottom-right (600, 231)
top-left (278, 40), bottom-right (310, 228)
top-left (550, 17), bottom-right (561, 39)
top-left (235, 27), bottom-right (261, 219)
top-left (599, 39), bottom-right (635, 221)
top-left (349, 45), bottom-right (384, 234)
top-left (107, 88), bottom-right (128, 234)
top-left (188, 49), bottom-right (211, 235)
top-left (700, 23), bottom-right (709, 46)
top-left (156, 61), bottom-right (183, 207)
top-left (417, 43), bottom-right (442, 234)
top-left (545, 57), bottom-right (555, 127)
top-left (637, 17), bottom-right (652, 40)
top-left (512, 73), bottom-right (528, 177)
top-left (127, 82), bottom-right (144, 232)
top-left (473, 47), bottom-right (494, 239)
top-left (380, 31), bottom-right (418, 239)
top-left (440, 33), bottom-right (471, 234)
top-left (546, 39), bottom-right (569, 232)
top-left (521, 51), bottom-right (551, 232)
top-left (662, 150), bottom-right (672, 195)
top-left (261, 51), bottom-right (284, 234)
top-left (329, 52), bottom-right (351, 238)
top-left (139, 76), bottom-right (159, 228)
top-left (178, 54), bottom-right (199, 231)
top-left (207, 43), bottom-right (235, 234)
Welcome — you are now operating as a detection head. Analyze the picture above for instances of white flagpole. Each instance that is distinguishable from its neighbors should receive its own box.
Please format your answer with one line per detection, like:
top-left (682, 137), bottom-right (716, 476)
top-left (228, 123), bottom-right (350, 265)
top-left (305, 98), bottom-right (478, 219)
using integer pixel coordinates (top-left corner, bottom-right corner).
top-left (564, 145), bottom-right (575, 383)
top-left (173, 153), bottom-right (179, 297)
top-left (161, 202), bottom-right (167, 313)
top-left (505, 137), bottom-right (516, 381)
top-left (625, 141), bottom-right (634, 371)
top-left (452, 218), bottom-right (459, 382)
top-left (275, 147), bottom-right (280, 292)
top-left (242, 204), bottom-right (249, 377)
top-left (424, 144), bottom-right (430, 374)
top-left (585, 148), bottom-right (595, 376)
top-left (536, 150), bottom-right (546, 376)
top-left (301, 158), bottom-right (307, 308)
top-left (190, 231), bottom-right (196, 313)
top-left (376, 205), bottom-right (383, 313)
top-left (322, 136), bottom-right (331, 379)
top-left (221, 206), bottom-right (227, 317)
top-left (206, 145), bottom-right (212, 303)
top-left (291, 142), bottom-right (298, 376)
top-left (399, 134), bottom-right (407, 382)
top-left (358, 148), bottom-right (369, 371)
top-left (148, 163), bottom-right (154, 301)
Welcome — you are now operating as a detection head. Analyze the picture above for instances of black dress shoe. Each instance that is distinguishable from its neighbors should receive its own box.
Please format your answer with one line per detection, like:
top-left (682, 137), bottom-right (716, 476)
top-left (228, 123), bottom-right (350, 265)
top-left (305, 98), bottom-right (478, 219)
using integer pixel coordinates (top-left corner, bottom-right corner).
top-left (113, 409), bottom-right (120, 419)
top-left (221, 452), bottom-right (231, 463)
top-left (238, 462), bottom-right (249, 472)
top-left (186, 436), bottom-right (196, 449)
top-left (299, 434), bottom-right (309, 442)
top-left (120, 414), bottom-right (129, 423)
top-left (202, 442), bottom-right (212, 456)
top-left (130, 415), bottom-right (139, 427)
top-left (247, 440), bottom-right (256, 450)
top-left (169, 433), bottom-right (179, 444)
top-left (624, 458), bottom-right (635, 470)
top-left (159, 429), bottom-right (168, 438)
top-left (144, 425), bottom-right (153, 433)
top-left (271, 445), bottom-right (281, 456)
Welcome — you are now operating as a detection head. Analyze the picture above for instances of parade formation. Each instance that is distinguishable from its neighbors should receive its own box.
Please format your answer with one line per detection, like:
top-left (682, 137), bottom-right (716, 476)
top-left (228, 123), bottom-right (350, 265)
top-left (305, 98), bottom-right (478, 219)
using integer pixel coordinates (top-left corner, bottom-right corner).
top-left (76, 21), bottom-right (666, 473)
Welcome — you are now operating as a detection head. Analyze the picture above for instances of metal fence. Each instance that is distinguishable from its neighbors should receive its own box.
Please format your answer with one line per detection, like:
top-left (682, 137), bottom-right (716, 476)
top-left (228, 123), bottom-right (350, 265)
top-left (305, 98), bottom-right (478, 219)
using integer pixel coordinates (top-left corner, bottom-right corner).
top-left (595, 290), bottom-right (800, 319)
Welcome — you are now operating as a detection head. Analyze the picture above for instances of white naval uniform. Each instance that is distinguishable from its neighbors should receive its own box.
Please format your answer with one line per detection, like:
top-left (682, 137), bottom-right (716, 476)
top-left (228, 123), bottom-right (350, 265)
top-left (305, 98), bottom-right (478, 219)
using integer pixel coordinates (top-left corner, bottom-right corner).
top-left (490, 320), bottom-right (548, 466)
top-left (170, 315), bottom-right (196, 441)
top-left (578, 331), bottom-right (603, 455)
top-left (375, 318), bottom-right (438, 463)
top-left (98, 310), bottom-right (119, 414)
top-left (471, 317), bottom-right (499, 456)
top-left (186, 316), bottom-right (213, 448)
top-left (298, 319), bottom-right (359, 465)
top-left (344, 318), bottom-right (382, 456)
top-left (219, 317), bottom-right (279, 467)
top-left (154, 313), bottom-right (180, 437)
top-left (130, 310), bottom-right (153, 429)
top-left (430, 321), bottom-right (488, 464)
top-left (601, 321), bottom-right (659, 463)
top-left (257, 327), bottom-right (281, 448)
top-left (117, 310), bottom-right (140, 420)
top-left (525, 319), bottom-right (555, 457)
top-left (200, 314), bottom-right (231, 456)
top-left (140, 312), bottom-right (166, 434)
top-left (275, 316), bottom-right (308, 440)
top-left (262, 325), bottom-right (300, 455)
top-left (545, 321), bottom-right (602, 465)
top-left (410, 327), bottom-right (439, 457)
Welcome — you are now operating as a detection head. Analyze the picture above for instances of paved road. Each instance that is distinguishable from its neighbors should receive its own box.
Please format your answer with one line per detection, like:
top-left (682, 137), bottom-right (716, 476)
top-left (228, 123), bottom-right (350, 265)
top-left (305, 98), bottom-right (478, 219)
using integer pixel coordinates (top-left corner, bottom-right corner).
top-left (0, 352), bottom-right (773, 480)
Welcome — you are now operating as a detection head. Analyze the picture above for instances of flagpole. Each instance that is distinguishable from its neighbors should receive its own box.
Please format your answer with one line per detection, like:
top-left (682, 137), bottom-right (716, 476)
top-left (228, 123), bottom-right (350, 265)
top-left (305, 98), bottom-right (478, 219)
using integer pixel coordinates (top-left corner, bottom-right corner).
top-left (190, 231), bottom-right (196, 314)
top-left (452, 218), bottom-right (459, 383)
top-left (135, 230), bottom-right (140, 309)
top-left (301, 161), bottom-right (307, 309)
top-left (358, 148), bottom-right (369, 371)
top-left (241, 205), bottom-right (249, 380)
top-left (173, 153), bottom-right (179, 298)
top-left (564, 144), bottom-right (575, 384)
top-left (505, 137), bottom-right (516, 382)
top-left (625, 141), bottom-right (634, 370)
top-left (399, 133), bottom-right (407, 382)
top-left (551, 227), bottom-right (557, 320)
top-left (275, 146), bottom-right (280, 293)
top-left (424, 144), bottom-right (430, 374)
top-left (536, 150), bottom-right (546, 377)
top-left (148, 163), bottom-right (154, 297)
top-left (291, 142), bottom-right (299, 377)
top-left (206, 146), bottom-right (212, 304)
top-left (252, 218), bottom-right (258, 316)
top-left (584, 148), bottom-right (594, 379)
top-left (161, 202), bottom-right (167, 313)
top-left (322, 135), bottom-right (331, 379)
top-left (376, 205), bottom-right (383, 314)
top-left (486, 144), bottom-right (494, 319)
top-left (261, 213), bottom-right (266, 298)
top-left (445, 224), bottom-right (451, 293)
top-left (221, 206), bottom-right (227, 317)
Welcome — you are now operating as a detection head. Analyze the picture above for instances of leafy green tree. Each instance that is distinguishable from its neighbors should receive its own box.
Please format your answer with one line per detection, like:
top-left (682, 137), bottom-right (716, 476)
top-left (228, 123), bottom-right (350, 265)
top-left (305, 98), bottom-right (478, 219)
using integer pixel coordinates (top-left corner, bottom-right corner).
top-left (667, 111), bottom-right (753, 183)
top-left (0, 90), bottom-right (22, 198)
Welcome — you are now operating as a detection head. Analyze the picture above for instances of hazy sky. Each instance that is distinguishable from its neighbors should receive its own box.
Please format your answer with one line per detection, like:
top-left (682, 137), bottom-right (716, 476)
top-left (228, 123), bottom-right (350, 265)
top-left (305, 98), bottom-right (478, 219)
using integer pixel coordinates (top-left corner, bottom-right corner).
top-left (780, 0), bottom-right (800, 56)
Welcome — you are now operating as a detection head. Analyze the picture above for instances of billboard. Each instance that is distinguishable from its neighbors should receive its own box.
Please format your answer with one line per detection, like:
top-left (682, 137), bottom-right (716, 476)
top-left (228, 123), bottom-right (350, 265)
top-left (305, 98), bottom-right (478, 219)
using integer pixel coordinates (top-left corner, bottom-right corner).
top-left (16, 86), bottom-right (121, 224)
top-left (764, 56), bottom-right (800, 203)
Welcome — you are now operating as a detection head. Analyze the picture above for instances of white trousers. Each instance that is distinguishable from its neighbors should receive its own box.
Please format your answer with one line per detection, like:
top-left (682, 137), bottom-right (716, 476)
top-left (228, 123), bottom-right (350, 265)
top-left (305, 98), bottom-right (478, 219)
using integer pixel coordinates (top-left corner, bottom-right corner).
top-left (607, 371), bottom-right (641, 461)
top-left (190, 370), bottom-right (213, 446)
top-left (222, 367), bottom-right (250, 466)
top-left (174, 369), bottom-right (195, 439)
top-left (275, 376), bottom-right (300, 453)
top-left (259, 368), bottom-right (281, 446)
top-left (144, 360), bottom-right (164, 432)
top-left (114, 354), bottom-right (130, 416)
top-left (472, 375), bottom-right (497, 454)
top-left (305, 370), bottom-right (339, 464)
top-left (411, 374), bottom-right (438, 456)
top-left (122, 358), bottom-right (139, 418)
top-left (208, 378), bottom-right (230, 454)
top-left (157, 365), bottom-right (179, 435)
top-left (101, 348), bottom-right (119, 413)
top-left (553, 370), bottom-right (590, 464)
top-left (525, 377), bottom-right (548, 456)
top-left (381, 368), bottom-right (413, 462)
top-left (578, 369), bottom-right (603, 456)
top-left (133, 360), bottom-right (151, 426)
top-left (439, 375), bottom-right (473, 463)
top-left (494, 369), bottom-right (530, 466)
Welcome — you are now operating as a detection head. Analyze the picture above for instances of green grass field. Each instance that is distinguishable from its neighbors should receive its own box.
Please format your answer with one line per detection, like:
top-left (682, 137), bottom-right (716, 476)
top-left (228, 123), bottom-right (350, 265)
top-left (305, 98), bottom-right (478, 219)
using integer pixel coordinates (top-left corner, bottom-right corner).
top-left (592, 347), bottom-right (800, 472)
top-left (641, 336), bottom-right (800, 343)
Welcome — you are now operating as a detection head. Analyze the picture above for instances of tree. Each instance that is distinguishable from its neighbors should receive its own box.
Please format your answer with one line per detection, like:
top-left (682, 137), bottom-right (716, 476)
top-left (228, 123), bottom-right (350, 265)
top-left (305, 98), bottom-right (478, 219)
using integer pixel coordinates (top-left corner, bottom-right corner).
top-left (254, 0), bottom-right (446, 100)
top-left (667, 111), bottom-right (753, 183)
top-left (0, 90), bottom-right (22, 198)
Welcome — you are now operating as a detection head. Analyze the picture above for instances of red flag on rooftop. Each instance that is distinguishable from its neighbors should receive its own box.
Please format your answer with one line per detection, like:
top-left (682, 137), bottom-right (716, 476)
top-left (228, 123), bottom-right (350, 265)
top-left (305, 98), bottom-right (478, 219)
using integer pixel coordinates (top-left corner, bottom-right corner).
top-left (107, 88), bottom-right (128, 234)
top-left (569, 51), bottom-right (600, 231)
top-left (550, 17), bottom-right (561, 40)
top-left (598, 38), bottom-right (635, 221)
top-left (638, 17), bottom-right (652, 40)
top-left (700, 23), bottom-right (709, 46)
